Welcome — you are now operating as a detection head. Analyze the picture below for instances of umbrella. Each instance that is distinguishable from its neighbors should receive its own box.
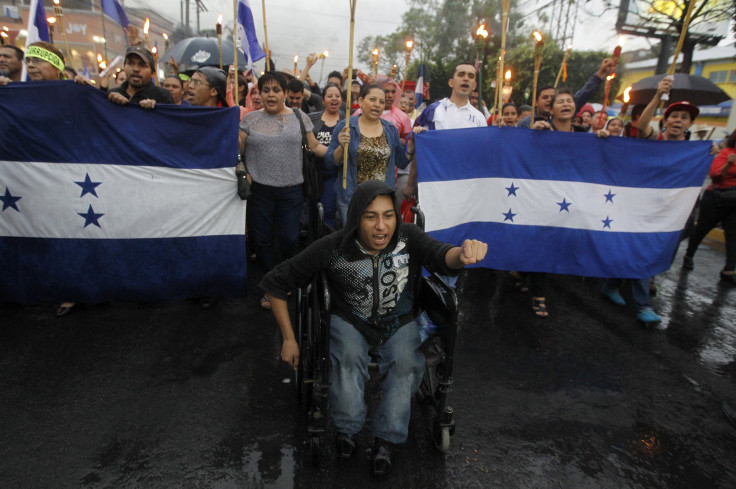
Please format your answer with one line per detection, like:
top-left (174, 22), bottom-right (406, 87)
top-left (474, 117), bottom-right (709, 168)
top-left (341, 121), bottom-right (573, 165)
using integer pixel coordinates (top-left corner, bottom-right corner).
top-left (623, 73), bottom-right (731, 106)
top-left (163, 37), bottom-right (247, 70)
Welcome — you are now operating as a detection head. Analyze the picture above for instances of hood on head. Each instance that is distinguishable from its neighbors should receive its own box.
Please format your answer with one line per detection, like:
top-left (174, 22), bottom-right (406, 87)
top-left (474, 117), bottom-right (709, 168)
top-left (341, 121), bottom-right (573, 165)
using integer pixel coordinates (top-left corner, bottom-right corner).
top-left (341, 180), bottom-right (401, 252)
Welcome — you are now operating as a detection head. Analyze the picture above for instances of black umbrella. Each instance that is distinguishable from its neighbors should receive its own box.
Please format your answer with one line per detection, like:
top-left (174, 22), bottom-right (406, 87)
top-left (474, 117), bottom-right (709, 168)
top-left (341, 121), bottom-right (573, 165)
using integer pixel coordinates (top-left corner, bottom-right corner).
top-left (163, 37), bottom-right (247, 70)
top-left (625, 73), bottom-right (731, 106)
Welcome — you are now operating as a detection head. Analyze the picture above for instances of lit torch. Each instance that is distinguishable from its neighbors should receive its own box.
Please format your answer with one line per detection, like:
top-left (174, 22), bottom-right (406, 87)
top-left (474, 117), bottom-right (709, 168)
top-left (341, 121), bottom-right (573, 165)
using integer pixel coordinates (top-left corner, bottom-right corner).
top-left (371, 48), bottom-right (379, 77)
top-left (293, 55), bottom-right (298, 76)
top-left (143, 18), bottom-right (151, 50)
top-left (162, 32), bottom-right (169, 52)
top-left (602, 37), bottom-right (623, 116)
top-left (318, 50), bottom-right (328, 85)
top-left (52, 0), bottom-right (71, 63)
top-left (152, 44), bottom-right (159, 86)
top-left (620, 86), bottom-right (632, 117)
top-left (530, 31), bottom-right (544, 122)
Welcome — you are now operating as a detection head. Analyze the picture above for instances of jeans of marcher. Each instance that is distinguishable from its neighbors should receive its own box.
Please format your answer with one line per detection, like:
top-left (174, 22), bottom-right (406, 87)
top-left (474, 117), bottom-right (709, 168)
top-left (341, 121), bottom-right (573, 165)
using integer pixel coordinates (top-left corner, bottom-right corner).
top-left (686, 190), bottom-right (736, 271)
top-left (329, 314), bottom-right (425, 444)
top-left (249, 182), bottom-right (303, 274)
top-left (602, 278), bottom-right (652, 312)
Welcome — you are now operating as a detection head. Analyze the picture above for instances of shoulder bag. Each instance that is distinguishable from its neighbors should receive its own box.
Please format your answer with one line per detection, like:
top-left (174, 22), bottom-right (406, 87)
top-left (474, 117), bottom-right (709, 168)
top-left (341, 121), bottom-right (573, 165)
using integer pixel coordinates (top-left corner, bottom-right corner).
top-left (294, 109), bottom-right (323, 201)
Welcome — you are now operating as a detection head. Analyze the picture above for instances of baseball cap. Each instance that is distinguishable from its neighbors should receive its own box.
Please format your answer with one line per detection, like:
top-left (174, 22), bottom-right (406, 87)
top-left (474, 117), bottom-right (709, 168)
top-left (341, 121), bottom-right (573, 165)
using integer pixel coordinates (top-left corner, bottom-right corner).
top-left (125, 46), bottom-right (155, 72)
top-left (195, 66), bottom-right (228, 106)
top-left (664, 100), bottom-right (699, 120)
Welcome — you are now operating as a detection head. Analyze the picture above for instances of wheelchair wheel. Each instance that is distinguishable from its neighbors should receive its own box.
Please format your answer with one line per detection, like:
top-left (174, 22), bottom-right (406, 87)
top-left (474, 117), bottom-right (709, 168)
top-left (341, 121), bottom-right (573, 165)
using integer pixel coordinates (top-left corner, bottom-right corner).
top-left (433, 424), bottom-right (451, 453)
top-left (309, 435), bottom-right (321, 467)
top-left (296, 286), bottom-right (313, 411)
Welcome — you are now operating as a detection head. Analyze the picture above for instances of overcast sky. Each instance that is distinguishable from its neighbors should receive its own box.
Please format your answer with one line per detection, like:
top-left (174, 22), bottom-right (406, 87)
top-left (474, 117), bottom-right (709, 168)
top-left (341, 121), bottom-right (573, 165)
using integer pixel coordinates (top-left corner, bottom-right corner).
top-left (128, 0), bottom-right (730, 83)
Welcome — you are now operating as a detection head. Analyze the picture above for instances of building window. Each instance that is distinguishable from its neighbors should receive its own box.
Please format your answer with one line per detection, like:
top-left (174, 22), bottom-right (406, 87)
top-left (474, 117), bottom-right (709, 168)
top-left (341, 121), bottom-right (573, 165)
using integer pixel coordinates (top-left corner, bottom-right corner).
top-left (709, 71), bottom-right (728, 83)
top-left (730, 70), bottom-right (736, 83)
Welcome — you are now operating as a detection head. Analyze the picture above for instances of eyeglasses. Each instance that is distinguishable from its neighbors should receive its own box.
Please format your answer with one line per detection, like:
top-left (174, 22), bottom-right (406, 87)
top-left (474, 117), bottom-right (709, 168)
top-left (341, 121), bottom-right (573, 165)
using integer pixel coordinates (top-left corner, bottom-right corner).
top-left (188, 77), bottom-right (209, 88)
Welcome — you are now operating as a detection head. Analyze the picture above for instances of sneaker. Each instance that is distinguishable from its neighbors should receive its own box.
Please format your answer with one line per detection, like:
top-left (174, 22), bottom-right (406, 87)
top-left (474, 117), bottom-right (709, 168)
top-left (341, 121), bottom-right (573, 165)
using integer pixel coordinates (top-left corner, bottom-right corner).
top-left (335, 432), bottom-right (356, 461)
top-left (601, 288), bottom-right (626, 306)
top-left (682, 255), bottom-right (694, 270)
top-left (637, 309), bottom-right (661, 324)
top-left (371, 438), bottom-right (393, 477)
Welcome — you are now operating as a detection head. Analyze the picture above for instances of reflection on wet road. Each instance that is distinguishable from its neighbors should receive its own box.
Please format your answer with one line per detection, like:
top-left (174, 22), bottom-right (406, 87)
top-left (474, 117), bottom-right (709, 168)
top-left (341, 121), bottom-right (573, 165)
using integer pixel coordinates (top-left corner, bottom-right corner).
top-left (1, 240), bottom-right (734, 488)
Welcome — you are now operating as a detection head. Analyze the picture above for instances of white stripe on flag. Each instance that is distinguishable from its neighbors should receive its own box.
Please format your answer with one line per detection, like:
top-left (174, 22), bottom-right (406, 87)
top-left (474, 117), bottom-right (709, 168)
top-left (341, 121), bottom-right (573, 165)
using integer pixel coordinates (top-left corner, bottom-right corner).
top-left (419, 178), bottom-right (700, 234)
top-left (1, 162), bottom-right (245, 239)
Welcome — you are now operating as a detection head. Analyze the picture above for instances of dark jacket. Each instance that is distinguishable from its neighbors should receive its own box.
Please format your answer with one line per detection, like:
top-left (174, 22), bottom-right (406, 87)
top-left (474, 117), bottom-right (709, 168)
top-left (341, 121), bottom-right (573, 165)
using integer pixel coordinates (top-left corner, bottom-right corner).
top-left (308, 109), bottom-right (346, 176)
top-left (109, 81), bottom-right (174, 104)
top-left (260, 180), bottom-right (454, 345)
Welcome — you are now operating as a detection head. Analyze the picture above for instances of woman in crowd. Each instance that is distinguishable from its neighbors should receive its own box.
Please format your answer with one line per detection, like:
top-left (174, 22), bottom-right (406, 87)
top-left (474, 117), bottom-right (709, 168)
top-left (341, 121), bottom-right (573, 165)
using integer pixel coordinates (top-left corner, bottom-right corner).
top-left (308, 83), bottom-right (345, 228)
top-left (162, 74), bottom-right (190, 105)
top-left (26, 41), bottom-right (67, 81)
top-left (501, 102), bottom-right (518, 126)
top-left (682, 130), bottom-right (736, 285)
top-left (325, 84), bottom-right (411, 224)
top-left (603, 117), bottom-right (624, 137)
top-left (239, 72), bottom-right (327, 309)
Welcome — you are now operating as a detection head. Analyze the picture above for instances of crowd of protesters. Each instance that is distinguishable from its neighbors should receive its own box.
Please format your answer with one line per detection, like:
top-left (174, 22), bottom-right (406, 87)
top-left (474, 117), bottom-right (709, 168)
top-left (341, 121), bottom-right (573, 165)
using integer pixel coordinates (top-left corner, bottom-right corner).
top-left (1, 29), bottom-right (734, 321)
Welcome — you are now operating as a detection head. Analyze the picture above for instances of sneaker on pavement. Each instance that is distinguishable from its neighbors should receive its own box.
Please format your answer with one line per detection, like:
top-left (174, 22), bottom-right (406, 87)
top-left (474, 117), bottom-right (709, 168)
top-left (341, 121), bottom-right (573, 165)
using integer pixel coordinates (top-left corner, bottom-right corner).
top-left (601, 288), bottom-right (626, 306)
top-left (637, 309), bottom-right (662, 324)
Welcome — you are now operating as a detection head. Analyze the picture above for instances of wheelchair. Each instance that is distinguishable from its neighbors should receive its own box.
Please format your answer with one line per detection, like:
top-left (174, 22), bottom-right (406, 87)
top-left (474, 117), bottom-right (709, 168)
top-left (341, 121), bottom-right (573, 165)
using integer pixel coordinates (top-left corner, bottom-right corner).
top-left (294, 204), bottom-right (459, 466)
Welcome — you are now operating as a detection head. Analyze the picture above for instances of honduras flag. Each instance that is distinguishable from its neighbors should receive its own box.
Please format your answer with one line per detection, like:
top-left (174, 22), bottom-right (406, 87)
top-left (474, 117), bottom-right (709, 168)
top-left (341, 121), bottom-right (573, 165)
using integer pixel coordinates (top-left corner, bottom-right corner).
top-left (416, 127), bottom-right (712, 279)
top-left (237, 0), bottom-right (266, 69)
top-left (414, 64), bottom-right (424, 108)
top-left (101, 0), bottom-right (130, 29)
top-left (21, 0), bottom-right (50, 80)
top-left (0, 82), bottom-right (245, 304)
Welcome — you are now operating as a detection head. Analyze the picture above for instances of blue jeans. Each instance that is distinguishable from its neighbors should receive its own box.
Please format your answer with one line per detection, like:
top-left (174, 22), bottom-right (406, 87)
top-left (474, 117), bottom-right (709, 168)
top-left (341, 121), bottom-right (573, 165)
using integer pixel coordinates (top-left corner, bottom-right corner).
top-left (321, 174), bottom-right (338, 229)
top-left (249, 182), bottom-right (303, 274)
top-left (329, 315), bottom-right (425, 444)
top-left (602, 278), bottom-right (652, 312)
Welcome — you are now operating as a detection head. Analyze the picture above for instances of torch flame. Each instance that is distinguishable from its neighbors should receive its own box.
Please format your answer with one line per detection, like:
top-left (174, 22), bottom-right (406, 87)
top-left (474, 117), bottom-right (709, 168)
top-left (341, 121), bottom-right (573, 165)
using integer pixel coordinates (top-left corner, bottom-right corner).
top-left (372, 48), bottom-right (379, 55)
top-left (217, 14), bottom-right (222, 25)
top-left (606, 74), bottom-right (616, 81)
top-left (505, 69), bottom-right (511, 80)
top-left (47, 16), bottom-right (56, 24)
top-left (618, 36), bottom-right (625, 47)
top-left (53, 0), bottom-right (59, 5)
top-left (152, 46), bottom-right (157, 54)
top-left (2, 26), bottom-right (9, 31)
top-left (143, 18), bottom-right (149, 35)
top-left (533, 31), bottom-right (542, 42)
top-left (476, 24), bottom-right (488, 39)
top-left (323, 50), bottom-right (329, 57)
top-left (294, 55), bottom-right (298, 63)
top-left (97, 53), bottom-right (102, 62)
top-left (623, 86), bottom-right (632, 103)
top-left (162, 33), bottom-right (168, 40)
top-left (406, 40), bottom-right (413, 49)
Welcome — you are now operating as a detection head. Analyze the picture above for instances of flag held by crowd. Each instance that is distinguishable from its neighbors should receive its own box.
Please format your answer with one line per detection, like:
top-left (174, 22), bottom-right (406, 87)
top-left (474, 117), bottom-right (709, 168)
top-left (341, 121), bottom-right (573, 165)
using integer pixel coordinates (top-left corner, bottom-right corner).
top-left (416, 127), bottom-right (712, 279)
top-left (237, 0), bottom-right (266, 69)
top-left (101, 0), bottom-right (130, 29)
top-left (0, 83), bottom-right (246, 304)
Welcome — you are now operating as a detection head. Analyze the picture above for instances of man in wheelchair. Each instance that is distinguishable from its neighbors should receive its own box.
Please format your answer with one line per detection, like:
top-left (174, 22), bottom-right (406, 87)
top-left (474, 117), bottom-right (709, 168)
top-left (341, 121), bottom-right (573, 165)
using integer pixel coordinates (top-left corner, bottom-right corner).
top-left (261, 180), bottom-right (487, 476)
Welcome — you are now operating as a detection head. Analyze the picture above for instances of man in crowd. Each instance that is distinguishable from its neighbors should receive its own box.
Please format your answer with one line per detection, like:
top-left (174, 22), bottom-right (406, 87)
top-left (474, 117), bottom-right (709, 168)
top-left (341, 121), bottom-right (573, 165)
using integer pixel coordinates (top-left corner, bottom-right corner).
top-left (469, 87), bottom-right (491, 119)
top-left (327, 70), bottom-right (344, 90)
top-left (262, 180), bottom-right (487, 477)
top-left (285, 77), bottom-right (324, 113)
top-left (517, 58), bottom-right (614, 128)
top-left (406, 62), bottom-right (487, 199)
top-left (0, 45), bottom-right (24, 83)
top-left (108, 46), bottom-right (173, 107)
top-left (184, 66), bottom-right (227, 107)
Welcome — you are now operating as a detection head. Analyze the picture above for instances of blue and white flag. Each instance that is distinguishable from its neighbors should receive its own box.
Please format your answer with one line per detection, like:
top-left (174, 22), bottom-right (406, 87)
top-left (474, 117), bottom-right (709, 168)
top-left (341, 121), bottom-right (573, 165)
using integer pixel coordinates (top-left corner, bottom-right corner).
top-left (416, 127), bottom-right (712, 279)
top-left (22, 0), bottom-right (51, 80)
top-left (414, 64), bottom-right (424, 108)
top-left (237, 0), bottom-right (266, 69)
top-left (0, 82), bottom-right (245, 304)
top-left (101, 0), bottom-right (130, 29)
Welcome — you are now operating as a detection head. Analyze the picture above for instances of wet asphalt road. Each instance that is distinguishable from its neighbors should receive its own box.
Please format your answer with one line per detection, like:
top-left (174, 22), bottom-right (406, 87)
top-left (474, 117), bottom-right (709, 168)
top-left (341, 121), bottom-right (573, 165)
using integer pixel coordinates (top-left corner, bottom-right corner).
top-left (1, 238), bottom-right (735, 489)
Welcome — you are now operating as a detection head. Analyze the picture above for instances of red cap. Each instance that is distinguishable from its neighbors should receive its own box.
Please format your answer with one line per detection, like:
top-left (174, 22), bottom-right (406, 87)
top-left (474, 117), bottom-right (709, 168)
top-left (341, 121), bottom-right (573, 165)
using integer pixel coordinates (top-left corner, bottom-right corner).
top-left (664, 100), bottom-right (699, 120)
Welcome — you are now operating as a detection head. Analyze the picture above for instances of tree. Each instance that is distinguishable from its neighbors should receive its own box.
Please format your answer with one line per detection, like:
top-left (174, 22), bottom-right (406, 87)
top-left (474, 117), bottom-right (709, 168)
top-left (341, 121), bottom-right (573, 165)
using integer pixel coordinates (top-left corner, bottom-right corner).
top-left (616, 0), bottom-right (735, 73)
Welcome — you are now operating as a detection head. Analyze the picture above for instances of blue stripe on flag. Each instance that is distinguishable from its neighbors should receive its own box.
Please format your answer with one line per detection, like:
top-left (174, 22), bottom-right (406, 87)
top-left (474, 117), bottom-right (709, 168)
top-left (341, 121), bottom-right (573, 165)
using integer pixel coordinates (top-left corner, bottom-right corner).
top-left (0, 82), bottom-right (240, 169)
top-left (101, 0), bottom-right (130, 29)
top-left (0, 236), bottom-right (246, 303)
top-left (416, 126), bottom-right (712, 189)
top-left (430, 223), bottom-right (680, 279)
top-left (237, 0), bottom-right (266, 65)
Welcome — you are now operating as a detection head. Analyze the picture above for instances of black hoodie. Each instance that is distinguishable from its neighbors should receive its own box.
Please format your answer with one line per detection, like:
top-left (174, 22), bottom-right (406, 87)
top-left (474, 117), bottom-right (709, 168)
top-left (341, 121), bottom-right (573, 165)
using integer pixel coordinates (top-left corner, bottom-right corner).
top-left (260, 180), bottom-right (455, 345)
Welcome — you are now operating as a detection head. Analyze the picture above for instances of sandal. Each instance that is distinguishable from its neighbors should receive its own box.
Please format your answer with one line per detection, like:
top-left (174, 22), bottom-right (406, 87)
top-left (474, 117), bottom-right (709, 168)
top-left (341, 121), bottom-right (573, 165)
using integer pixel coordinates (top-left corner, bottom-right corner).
top-left (510, 271), bottom-right (529, 293)
top-left (531, 297), bottom-right (548, 318)
top-left (259, 295), bottom-right (271, 310)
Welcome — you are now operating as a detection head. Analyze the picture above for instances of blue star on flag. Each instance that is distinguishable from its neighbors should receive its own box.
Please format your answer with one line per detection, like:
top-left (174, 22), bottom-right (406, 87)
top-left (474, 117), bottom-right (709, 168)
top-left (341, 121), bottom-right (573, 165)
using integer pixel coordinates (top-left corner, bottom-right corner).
top-left (602, 216), bottom-right (613, 229)
top-left (75, 173), bottom-right (102, 198)
top-left (503, 208), bottom-right (516, 222)
top-left (78, 205), bottom-right (105, 228)
top-left (1, 187), bottom-right (22, 212)
top-left (604, 189), bottom-right (616, 203)
top-left (506, 182), bottom-right (519, 197)
top-left (557, 198), bottom-right (572, 212)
